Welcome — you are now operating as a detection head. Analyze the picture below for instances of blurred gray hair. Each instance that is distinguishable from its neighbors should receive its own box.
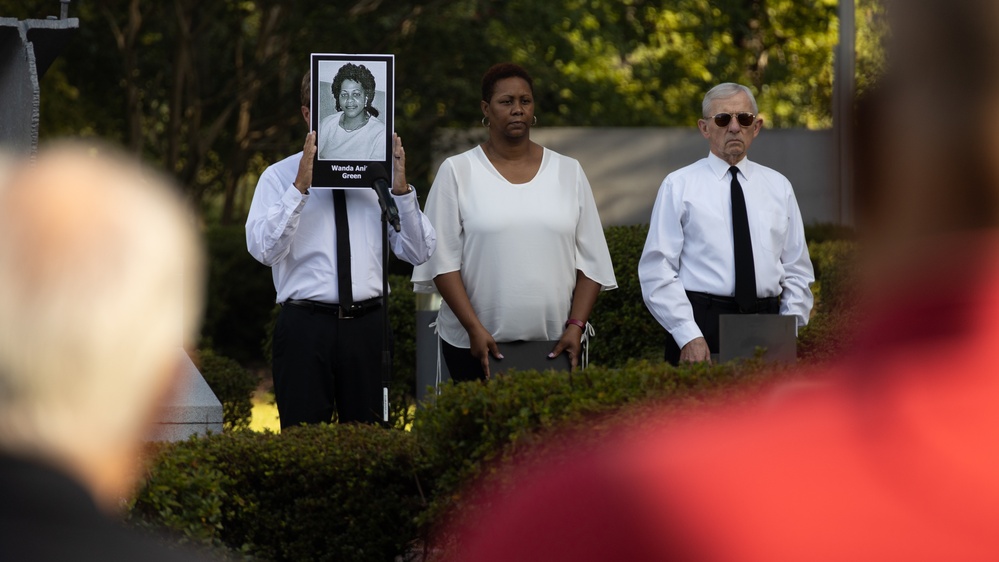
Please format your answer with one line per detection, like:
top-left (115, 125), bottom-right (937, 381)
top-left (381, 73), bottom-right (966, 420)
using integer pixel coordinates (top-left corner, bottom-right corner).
top-left (0, 142), bottom-right (204, 462)
top-left (702, 83), bottom-right (759, 117)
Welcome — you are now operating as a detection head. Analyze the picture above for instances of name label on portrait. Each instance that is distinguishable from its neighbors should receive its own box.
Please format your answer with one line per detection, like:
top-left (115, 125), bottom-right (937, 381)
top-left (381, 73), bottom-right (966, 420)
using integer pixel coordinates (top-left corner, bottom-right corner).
top-left (331, 164), bottom-right (368, 179)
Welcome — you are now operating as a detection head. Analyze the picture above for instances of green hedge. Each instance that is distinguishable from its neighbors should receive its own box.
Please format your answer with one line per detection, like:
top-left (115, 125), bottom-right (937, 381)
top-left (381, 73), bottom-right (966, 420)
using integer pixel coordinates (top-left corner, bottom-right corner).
top-left (413, 359), bottom-right (788, 529)
top-left (132, 359), bottom-right (793, 560)
top-left (132, 425), bottom-right (430, 562)
top-left (805, 239), bottom-right (858, 312)
top-left (388, 274), bottom-right (418, 427)
top-left (803, 222), bottom-right (856, 244)
top-left (149, 222), bottom-right (857, 558)
top-left (129, 441), bottom-right (229, 547)
top-left (201, 225), bottom-right (276, 366)
top-left (197, 349), bottom-right (258, 432)
top-left (797, 239), bottom-right (859, 362)
top-left (588, 225), bottom-right (664, 365)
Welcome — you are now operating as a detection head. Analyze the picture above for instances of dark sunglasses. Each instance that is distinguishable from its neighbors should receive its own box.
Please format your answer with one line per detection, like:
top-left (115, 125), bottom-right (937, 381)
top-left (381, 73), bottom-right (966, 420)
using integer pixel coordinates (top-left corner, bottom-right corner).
top-left (710, 112), bottom-right (756, 127)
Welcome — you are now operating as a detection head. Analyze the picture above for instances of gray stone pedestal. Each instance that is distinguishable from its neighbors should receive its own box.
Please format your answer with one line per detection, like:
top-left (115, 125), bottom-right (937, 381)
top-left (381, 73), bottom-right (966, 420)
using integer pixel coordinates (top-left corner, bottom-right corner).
top-left (149, 351), bottom-right (224, 441)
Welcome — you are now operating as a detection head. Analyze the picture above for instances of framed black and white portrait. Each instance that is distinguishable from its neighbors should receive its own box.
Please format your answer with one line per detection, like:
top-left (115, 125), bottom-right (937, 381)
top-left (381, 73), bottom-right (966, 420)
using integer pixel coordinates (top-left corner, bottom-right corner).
top-left (310, 53), bottom-right (394, 188)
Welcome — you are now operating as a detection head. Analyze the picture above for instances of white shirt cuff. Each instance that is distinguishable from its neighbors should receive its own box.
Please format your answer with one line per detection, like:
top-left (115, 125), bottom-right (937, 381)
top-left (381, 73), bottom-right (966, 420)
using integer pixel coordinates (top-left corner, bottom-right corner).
top-left (670, 319), bottom-right (704, 350)
top-left (284, 184), bottom-right (307, 207)
top-left (391, 184), bottom-right (416, 197)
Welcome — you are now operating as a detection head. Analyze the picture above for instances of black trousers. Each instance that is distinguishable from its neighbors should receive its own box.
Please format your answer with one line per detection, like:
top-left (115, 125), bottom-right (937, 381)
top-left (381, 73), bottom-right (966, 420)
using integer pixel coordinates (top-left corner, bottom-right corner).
top-left (665, 291), bottom-right (780, 366)
top-left (272, 302), bottom-right (385, 428)
top-left (441, 340), bottom-right (487, 383)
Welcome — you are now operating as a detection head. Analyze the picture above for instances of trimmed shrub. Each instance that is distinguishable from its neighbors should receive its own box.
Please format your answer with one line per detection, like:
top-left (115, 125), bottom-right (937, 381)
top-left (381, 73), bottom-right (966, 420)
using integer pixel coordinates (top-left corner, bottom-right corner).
top-left (129, 442), bottom-right (230, 546)
top-left (389, 274), bottom-right (418, 427)
top-left (130, 358), bottom-right (813, 560)
top-left (143, 224), bottom-right (858, 559)
top-left (132, 425), bottom-right (430, 562)
top-left (197, 349), bottom-right (258, 431)
top-left (202, 225), bottom-right (276, 366)
top-left (413, 359), bottom-right (791, 531)
top-left (806, 239), bottom-right (859, 312)
top-left (588, 225), bottom-right (663, 366)
top-left (798, 240), bottom-right (860, 363)
top-left (803, 222), bottom-right (855, 244)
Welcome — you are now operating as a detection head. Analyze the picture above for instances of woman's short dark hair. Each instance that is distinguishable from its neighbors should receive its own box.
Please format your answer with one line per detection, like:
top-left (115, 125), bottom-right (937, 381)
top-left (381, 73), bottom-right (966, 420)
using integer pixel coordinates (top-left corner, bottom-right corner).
top-left (481, 63), bottom-right (534, 102)
top-left (331, 63), bottom-right (380, 118)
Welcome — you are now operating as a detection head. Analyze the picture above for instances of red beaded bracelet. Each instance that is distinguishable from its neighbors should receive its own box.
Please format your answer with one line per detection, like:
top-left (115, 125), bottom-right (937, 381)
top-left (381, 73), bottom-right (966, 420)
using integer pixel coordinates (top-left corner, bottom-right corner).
top-left (565, 318), bottom-right (586, 330)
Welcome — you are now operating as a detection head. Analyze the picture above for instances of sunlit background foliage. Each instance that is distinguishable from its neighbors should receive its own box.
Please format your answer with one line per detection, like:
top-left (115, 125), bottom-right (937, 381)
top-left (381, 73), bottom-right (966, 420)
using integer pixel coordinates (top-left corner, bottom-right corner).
top-left (8, 0), bottom-right (884, 225)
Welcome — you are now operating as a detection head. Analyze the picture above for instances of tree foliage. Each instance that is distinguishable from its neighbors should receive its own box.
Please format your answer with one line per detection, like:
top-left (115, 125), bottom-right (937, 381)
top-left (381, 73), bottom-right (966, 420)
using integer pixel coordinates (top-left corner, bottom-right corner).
top-left (7, 0), bottom-right (885, 224)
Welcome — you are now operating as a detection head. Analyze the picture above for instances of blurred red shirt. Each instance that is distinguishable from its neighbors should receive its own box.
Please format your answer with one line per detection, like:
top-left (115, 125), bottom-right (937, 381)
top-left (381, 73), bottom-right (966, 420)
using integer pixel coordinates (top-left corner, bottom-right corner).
top-left (446, 242), bottom-right (999, 561)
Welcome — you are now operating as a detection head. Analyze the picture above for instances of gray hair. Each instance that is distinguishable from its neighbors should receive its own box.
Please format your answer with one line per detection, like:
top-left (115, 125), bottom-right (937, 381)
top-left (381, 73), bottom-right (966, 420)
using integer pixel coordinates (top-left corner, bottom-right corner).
top-left (702, 83), bottom-right (759, 117)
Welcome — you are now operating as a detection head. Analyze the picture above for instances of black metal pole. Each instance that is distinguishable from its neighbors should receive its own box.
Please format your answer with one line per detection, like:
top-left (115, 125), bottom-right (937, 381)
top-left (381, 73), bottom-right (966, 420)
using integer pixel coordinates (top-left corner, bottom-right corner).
top-left (380, 208), bottom-right (391, 424)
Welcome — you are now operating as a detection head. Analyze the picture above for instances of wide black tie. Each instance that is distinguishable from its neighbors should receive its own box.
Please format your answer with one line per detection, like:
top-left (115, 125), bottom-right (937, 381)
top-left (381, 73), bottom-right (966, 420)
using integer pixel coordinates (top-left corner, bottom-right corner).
top-left (729, 166), bottom-right (757, 312)
top-left (333, 190), bottom-right (353, 308)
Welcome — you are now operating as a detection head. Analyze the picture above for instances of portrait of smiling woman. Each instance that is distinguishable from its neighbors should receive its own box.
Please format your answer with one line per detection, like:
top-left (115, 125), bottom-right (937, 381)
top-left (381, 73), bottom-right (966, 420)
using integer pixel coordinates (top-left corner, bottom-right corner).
top-left (412, 62), bottom-right (617, 381)
top-left (317, 62), bottom-right (387, 161)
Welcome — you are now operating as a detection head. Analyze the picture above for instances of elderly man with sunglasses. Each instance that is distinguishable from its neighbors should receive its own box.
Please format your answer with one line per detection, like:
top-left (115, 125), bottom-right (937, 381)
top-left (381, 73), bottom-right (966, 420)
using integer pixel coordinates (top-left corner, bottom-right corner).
top-left (639, 83), bottom-right (814, 365)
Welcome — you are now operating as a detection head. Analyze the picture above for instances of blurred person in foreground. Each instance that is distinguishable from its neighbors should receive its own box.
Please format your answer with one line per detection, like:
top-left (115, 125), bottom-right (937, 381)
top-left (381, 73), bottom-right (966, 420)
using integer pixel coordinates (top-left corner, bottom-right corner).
top-left (439, 1), bottom-right (999, 560)
top-left (411, 63), bottom-right (617, 381)
top-left (0, 144), bottom-right (211, 560)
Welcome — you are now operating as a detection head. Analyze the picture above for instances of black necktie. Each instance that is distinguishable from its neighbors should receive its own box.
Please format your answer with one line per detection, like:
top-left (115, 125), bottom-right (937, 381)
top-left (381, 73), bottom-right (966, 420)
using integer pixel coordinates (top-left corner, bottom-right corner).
top-left (333, 190), bottom-right (353, 308)
top-left (730, 166), bottom-right (757, 312)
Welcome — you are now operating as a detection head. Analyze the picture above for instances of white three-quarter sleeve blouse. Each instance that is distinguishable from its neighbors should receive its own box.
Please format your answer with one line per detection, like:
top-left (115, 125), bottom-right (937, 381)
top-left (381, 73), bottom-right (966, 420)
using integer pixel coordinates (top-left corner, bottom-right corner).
top-left (412, 145), bottom-right (617, 348)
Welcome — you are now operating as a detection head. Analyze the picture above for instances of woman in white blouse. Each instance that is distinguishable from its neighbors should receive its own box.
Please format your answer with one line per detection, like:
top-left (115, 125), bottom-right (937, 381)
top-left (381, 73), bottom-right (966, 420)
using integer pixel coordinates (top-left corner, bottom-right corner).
top-left (412, 63), bottom-right (617, 381)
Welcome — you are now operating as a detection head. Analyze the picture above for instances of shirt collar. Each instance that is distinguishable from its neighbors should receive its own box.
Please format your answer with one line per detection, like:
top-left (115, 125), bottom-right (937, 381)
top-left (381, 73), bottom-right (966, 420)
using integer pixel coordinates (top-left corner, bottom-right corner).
top-left (706, 151), bottom-right (753, 181)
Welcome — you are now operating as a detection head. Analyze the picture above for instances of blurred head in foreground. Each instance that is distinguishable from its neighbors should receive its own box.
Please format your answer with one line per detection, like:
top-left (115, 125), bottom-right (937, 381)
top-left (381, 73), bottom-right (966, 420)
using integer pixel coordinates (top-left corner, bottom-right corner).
top-left (441, 1), bottom-right (999, 560)
top-left (0, 143), bottom-right (204, 510)
top-left (856, 0), bottom-right (999, 269)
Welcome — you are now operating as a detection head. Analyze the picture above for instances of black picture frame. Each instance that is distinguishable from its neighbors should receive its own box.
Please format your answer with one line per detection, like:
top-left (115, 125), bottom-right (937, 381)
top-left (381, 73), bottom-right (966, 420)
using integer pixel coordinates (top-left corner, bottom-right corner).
top-left (310, 53), bottom-right (394, 189)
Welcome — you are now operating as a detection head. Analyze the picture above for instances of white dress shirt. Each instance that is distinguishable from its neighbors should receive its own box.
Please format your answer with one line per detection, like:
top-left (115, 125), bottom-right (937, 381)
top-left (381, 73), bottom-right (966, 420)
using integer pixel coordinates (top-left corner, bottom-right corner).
top-left (639, 152), bottom-right (814, 349)
top-left (246, 151), bottom-right (436, 304)
top-left (412, 146), bottom-right (617, 348)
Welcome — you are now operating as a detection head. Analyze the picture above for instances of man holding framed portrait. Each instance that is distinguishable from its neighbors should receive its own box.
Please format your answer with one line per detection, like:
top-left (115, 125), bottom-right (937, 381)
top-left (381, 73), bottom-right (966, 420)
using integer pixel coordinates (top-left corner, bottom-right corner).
top-left (245, 55), bottom-right (436, 428)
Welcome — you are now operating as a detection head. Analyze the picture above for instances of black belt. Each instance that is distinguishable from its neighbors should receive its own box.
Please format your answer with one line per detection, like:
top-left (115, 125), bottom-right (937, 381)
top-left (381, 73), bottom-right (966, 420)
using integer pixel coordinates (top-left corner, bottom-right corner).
top-left (283, 298), bottom-right (381, 319)
top-left (686, 291), bottom-right (780, 314)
